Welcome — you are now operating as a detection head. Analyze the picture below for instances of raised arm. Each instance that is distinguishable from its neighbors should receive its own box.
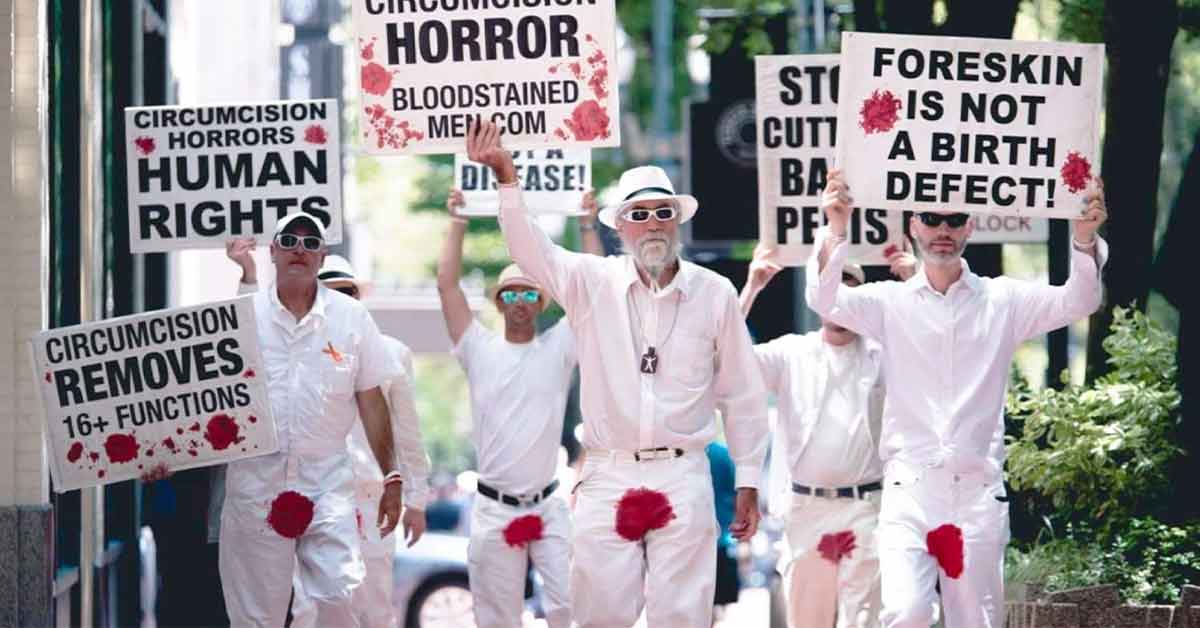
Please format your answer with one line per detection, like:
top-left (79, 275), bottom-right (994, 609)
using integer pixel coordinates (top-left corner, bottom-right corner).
top-left (468, 120), bottom-right (590, 311)
top-left (226, 237), bottom-right (258, 294)
top-left (739, 243), bottom-right (784, 318)
top-left (1010, 181), bottom-right (1109, 341)
top-left (578, 190), bottom-right (605, 257)
top-left (436, 188), bottom-right (473, 345)
top-left (805, 169), bottom-right (887, 340)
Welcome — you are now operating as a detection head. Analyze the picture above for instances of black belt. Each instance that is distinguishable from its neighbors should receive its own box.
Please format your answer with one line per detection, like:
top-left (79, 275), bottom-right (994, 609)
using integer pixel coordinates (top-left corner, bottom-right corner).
top-left (477, 479), bottom-right (560, 507)
top-left (792, 480), bottom-right (882, 499)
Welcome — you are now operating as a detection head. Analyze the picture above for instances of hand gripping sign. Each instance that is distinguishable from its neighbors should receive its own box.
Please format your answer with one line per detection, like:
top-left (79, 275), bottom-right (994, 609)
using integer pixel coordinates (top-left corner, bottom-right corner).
top-left (124, 99), bottom-right (343, 253)
top-left (835, 32), bottom-right (1103, 218)
top-left (454, 148), bottom-right (591, 216)
top-left (755, 55), bottom-right (905, 266)
top-left (31, 296), bottom-right (277, 492)
top-left (351, 0), bottom-right (621, 155)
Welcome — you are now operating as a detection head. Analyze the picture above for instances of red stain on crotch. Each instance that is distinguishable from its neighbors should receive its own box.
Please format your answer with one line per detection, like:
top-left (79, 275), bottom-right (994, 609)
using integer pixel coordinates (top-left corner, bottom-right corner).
top-left (67, 442), bottom-right (84, 463)
top-left (103, 433), bottom-right (140, 464)
top-left (817, 530), bottom-right (857, 563)
top-left (267, 490), bottom-right (315, 539)
top-left (502, 515), bottom-right (545, 549)
top-left (926, 524), bottom-right (965, 579)
top-left (614, 487), bottom-right (675, 541)
top-left (204, 414), bottom-right (241, 451)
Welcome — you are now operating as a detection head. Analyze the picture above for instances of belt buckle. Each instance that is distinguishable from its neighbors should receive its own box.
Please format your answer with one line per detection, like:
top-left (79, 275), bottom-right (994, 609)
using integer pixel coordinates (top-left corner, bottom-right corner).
top-left (634, 447), bottom-right (672, 462)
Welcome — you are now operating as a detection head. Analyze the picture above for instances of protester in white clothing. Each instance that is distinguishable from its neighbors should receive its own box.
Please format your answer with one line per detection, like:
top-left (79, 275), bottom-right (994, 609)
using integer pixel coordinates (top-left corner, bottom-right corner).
top-left (809, 169), bottom-right (1108, 628)
top-left (467, 120), bottom-right (770, 627)
top-left (741, 244), bottom-right (915, 628)
top-left (437, 188), bottom-right (602, 628)
top-left (218, 213), bottom-right (404, 627)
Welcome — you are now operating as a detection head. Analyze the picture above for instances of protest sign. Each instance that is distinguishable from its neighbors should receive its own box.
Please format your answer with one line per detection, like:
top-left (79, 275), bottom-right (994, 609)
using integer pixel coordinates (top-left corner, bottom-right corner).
top-left (124, 99), bottom-right (342, 253)
top-left (756, 55), bottom-right (905, 266)
top-left (351, 0), bottom-right (620, 155)
top-left (835, 32), bottom-right (1103, 219)
top-left (31, 296), bottom-right (276, 492)
top-left (454, 148), bottom-right (590, 215)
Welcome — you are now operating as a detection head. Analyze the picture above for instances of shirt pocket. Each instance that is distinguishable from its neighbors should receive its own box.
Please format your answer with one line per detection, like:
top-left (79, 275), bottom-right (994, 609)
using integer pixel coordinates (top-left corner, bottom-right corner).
top-left (320, 351), bottom-right (357, 401)
top-left (662, 332), bottom-right (715, 434)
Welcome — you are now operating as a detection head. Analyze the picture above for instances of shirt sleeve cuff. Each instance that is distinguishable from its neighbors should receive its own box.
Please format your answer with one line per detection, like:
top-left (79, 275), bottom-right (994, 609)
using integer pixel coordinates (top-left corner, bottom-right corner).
top-left (734, 465), bottom-right (761, 490)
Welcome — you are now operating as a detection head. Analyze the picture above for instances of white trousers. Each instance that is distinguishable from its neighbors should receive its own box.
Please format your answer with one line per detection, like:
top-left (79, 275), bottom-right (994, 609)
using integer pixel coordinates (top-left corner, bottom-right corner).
top-left (218, 456), bottom-right (363, 627)
top-left (570, 450), bottom-right (717, 628)
top-left (468, 492), bottom-right (572, 628)
top-left (783, 492), bottom-right (881, 628)
top-left (876, 462), bottom-right (1009, 628)
top-left (292, 482), bottom-right (398, 628)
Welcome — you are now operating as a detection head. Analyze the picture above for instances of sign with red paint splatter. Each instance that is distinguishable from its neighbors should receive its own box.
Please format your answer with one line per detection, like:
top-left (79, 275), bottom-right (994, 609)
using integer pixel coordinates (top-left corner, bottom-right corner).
top-left (835, 32), bottom-right (1103, 218)
top-left (454, 148), bottom-right (591, 216)
top-left (350, 0), bottom-right (620, 155)
top-left (30, 295), bottom-right (278, 492)
top-left (123, 99), bottom-right (343, 253)
top-left (755, 55), bottom-right (905, 266)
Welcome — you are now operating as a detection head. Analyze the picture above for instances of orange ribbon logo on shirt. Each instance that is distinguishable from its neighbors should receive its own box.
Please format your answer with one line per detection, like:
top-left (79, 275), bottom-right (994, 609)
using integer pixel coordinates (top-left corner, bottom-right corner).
top-left (322, 341), bottom-right (344, 364)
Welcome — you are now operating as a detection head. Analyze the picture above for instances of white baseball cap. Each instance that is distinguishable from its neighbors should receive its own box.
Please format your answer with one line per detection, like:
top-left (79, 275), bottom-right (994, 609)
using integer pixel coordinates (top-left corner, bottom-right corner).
top-left (317, 255), bottom-right (361, 290)
top-left (273, 212), bottom-right (327, 239)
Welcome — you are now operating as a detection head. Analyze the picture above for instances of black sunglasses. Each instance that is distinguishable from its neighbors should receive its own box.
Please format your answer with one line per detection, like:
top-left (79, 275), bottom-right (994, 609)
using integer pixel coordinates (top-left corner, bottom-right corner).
top-left (916, 212), bottom-right (970, 228)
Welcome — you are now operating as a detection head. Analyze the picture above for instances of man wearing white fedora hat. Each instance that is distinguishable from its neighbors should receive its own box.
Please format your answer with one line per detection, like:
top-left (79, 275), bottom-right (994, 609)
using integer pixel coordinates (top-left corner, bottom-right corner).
top-left (217, 213), bottom-right (404, 626)
top-left (467, 120), bottom-right (769, 627)
top-left (436, 187), bottom-right (603, 628)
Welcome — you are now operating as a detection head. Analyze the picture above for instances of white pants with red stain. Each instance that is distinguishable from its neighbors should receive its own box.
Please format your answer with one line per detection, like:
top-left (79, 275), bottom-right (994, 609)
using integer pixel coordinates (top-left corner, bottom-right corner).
top-left (467, 492), bottom-right (572, 628)
top-left (783, 492), bottom-right (881, 628)
top-left (570, 449), bottom-right (717, 628)
top-left (877, 461), bottom-right (1009, 628)
top-left (218, 453), bottom-right (363, 628)
top-left (291, 481), bottom-right (398, 628)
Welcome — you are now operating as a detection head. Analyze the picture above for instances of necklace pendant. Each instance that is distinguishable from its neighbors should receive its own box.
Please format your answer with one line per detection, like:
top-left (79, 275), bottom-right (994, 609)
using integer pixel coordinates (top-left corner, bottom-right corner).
top-left (640, 346), bottom-right (658, 374)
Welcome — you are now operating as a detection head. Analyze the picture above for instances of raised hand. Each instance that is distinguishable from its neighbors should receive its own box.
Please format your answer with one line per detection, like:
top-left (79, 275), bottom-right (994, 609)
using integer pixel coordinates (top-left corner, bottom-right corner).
top-left (225, 236), bottom-right (257, 284)
top-left (580, 189), bottom-right (599, 225)
top-left (747, 242), bottom-right (784, 293)
top-left (821, 168), bottom-right (853, 238)
top-left (886, 236), bottom-right (919, 280)
top-left (1073, 178), bottom-right (1107, 246)
top-left (465, 119), bottom-right (516, 184)
top-left (447, 188), bottom-right (466, 220)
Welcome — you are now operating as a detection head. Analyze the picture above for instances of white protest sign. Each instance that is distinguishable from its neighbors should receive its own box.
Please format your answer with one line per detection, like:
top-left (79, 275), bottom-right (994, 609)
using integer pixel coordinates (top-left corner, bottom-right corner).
top-left (124, 99), bottom-right (342, 253)
top-left (351, 0), bottom-right (620, 155)
top-left (836, 32), bottom-right (1103, 218)
top-left (968, 214), bottom-right (1049, 243)
top-left (454, 148), bottom-right (590, 216)
top-left (31, 296), bottom-right (277, 492)
top-left (756, 55), bottom-right (905, 266)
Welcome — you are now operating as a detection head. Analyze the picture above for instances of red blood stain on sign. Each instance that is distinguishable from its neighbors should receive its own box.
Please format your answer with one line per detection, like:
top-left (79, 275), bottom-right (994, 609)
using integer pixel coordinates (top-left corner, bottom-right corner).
top-left (189, 422), bottom-right (201, 432)
top-left (176, 428), bottom-right (184, 435)
top-left (133, 136), bottom-right (156, 155)
top-left (303, 126), bottom-right (326, 145)
top-left (563, 101), bottom-right (610, 141)
top-left (97, 469), bottom-right (106, 478)
top-left (145, 448), bottom-right (154, 457)
top-left (162, 437), bottom-right (178, 453)
top-left (614, 487), bottom-right (675, 541)
top-left (248, 415), bottom-right (258, 424)
top-left (89, 452), bottom-right (100, 463)
top-left (858, 89), bottom-right (903, 135)
top-left (1060, 151), bottom-right (1092, 193)
top-left (502, 515), bottom-right (545, 549)
top-left (267, 490), bottom-right (315, 539)
top-left (187, 449), bottom-right (198, 457)
top-left (204, 414), bottom-right (240, 451)
top-left (104, 433), bottom-right (140, 464)
top-left (926, 523), bottom-right (965, 579)
top-left (243, 369), bottom-right (256, 378)
top-left (883, 244), bottom-right (899, 258)
top-left (360, 38), bottom-right (376, 61)
top-left (45, 371), bottom-right (51, 383)
top-left (817, 530), bottom-right (857, 563)
top-left (67, 442), bottom-right (84, 463)
top-left (363, 104), bottom-right (423, 150)
top-left (361, 63), bottom-right (392, 97)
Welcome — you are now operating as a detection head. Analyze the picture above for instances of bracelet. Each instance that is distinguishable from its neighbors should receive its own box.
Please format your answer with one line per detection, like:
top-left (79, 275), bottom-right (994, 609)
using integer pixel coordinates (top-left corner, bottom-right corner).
top-left (383, 470), bottom-right (404, 487)
top-left (1072, 236), bottom-right (1097, 249)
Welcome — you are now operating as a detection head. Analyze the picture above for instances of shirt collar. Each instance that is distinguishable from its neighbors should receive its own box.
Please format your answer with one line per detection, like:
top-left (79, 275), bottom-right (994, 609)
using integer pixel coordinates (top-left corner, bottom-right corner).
top-left (905, 258), bottom-right (981, 295)
top-left (622, 255), bottom-right (694, 299)
top-left (268, 280), bottom-right (329, 325)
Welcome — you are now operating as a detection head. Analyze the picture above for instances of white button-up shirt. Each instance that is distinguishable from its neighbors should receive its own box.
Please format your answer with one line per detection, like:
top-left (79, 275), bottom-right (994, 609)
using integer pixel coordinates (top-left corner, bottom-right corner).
top-left (806, 228), bottom-right (1107, 477)
top-left (499, 185), bottom-right (770, 488)
top-left (454, 318), bottom-right (576, 495)
top-left (755, 332), bottom-right (885, 487)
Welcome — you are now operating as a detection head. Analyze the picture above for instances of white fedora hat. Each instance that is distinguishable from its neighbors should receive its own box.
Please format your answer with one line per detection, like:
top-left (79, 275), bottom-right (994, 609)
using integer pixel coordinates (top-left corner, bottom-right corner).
top-left (599, 166), bottom-right (698, 229)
